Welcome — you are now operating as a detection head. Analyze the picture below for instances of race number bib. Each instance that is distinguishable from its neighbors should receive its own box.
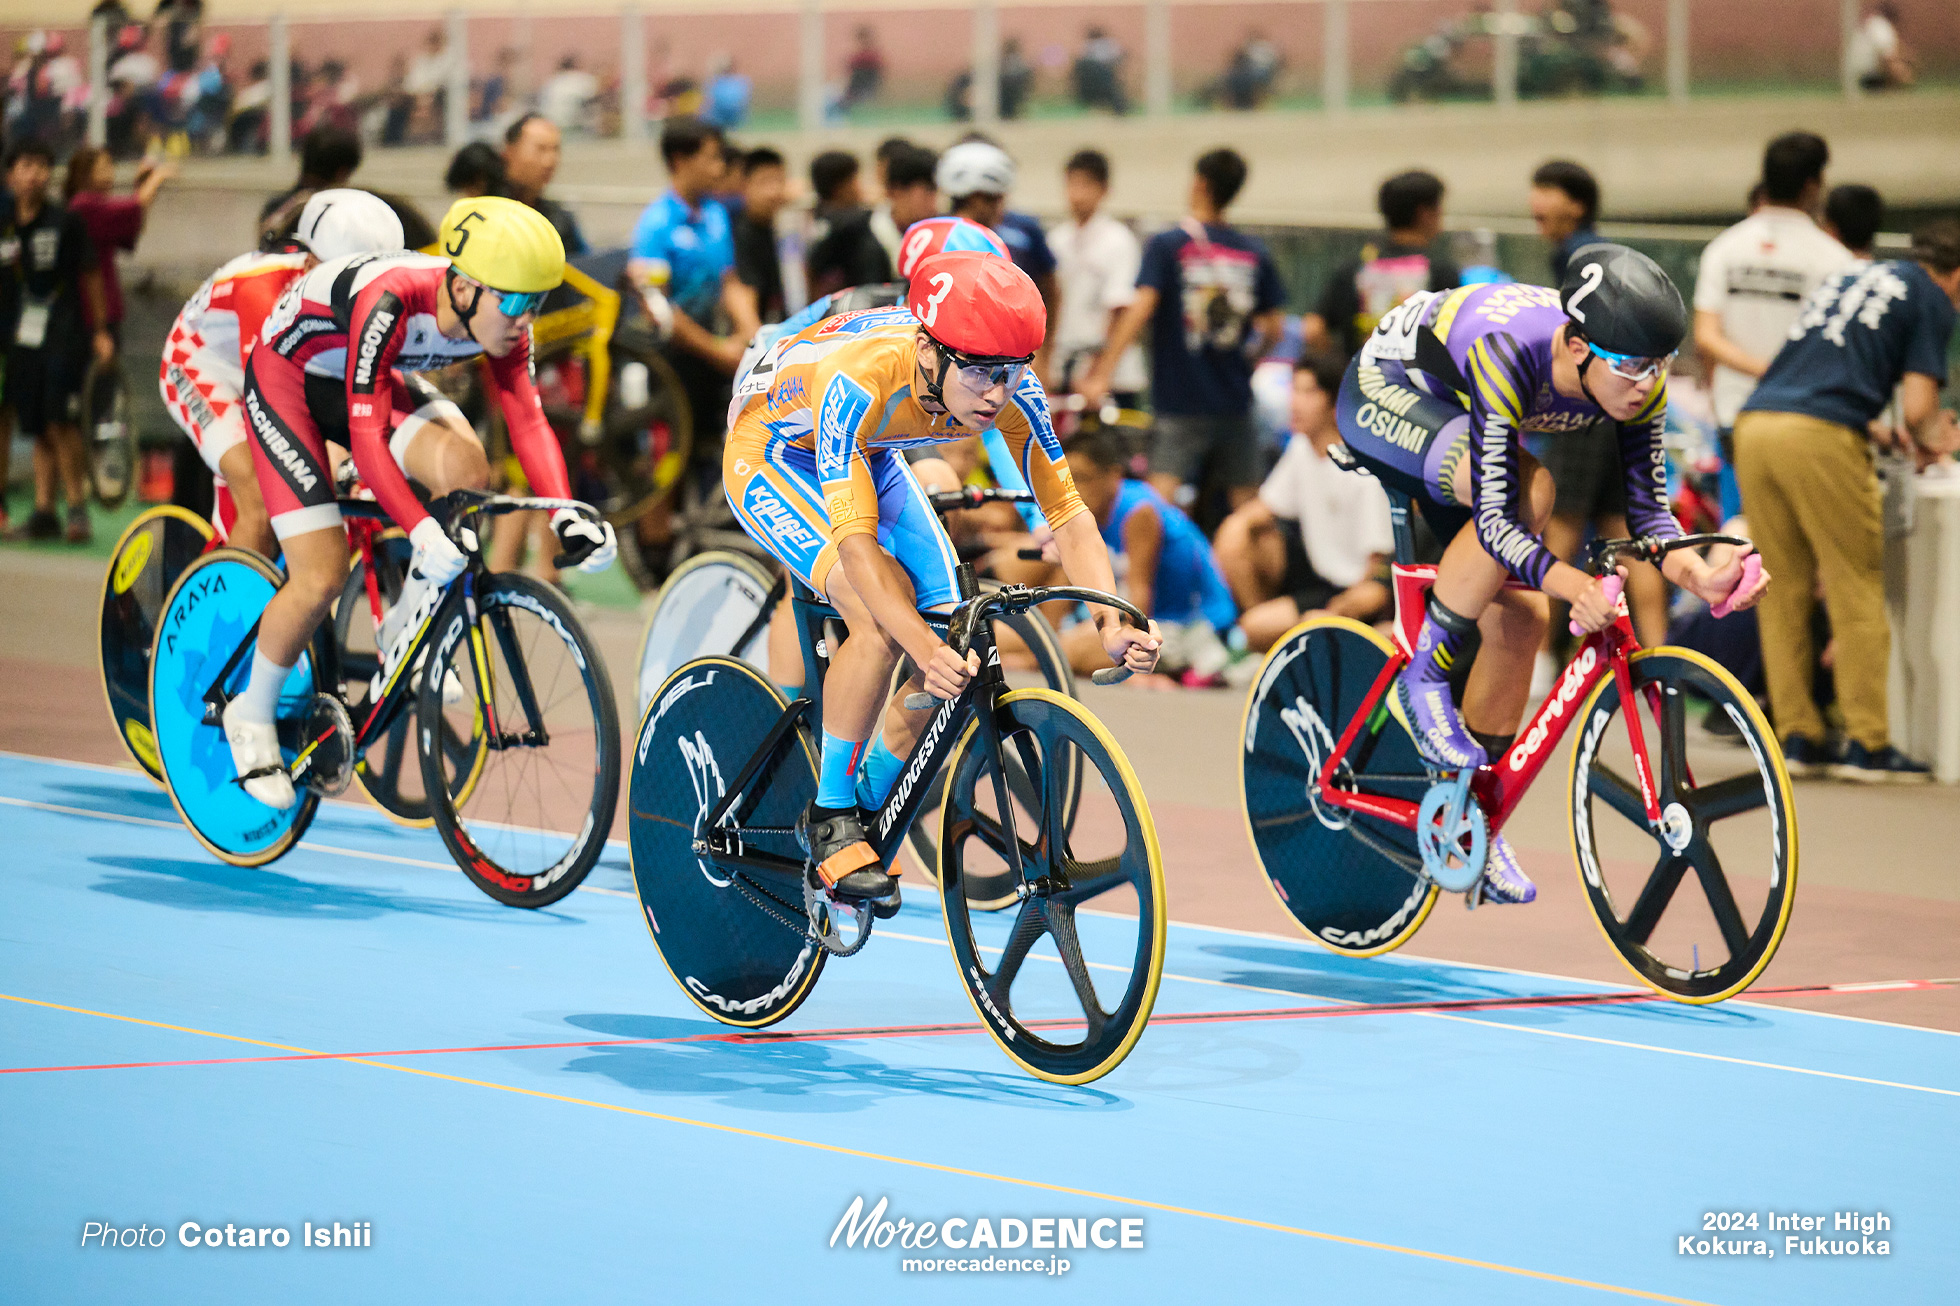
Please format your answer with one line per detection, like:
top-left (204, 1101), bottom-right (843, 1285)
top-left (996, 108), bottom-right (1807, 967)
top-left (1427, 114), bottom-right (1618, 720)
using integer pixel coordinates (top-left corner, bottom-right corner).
top-left (1362, 291), bottom-right (1435, 364)
top-left (14, 299), bottom-right (49, 349)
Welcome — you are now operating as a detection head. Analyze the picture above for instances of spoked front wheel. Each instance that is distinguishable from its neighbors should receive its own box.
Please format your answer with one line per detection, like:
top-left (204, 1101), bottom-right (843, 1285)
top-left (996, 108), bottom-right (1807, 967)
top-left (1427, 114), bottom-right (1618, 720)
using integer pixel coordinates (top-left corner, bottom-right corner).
top-left (1569, 647), bottom-right (1798, 1002)
top-left (939, 689), bottom-right (1165, 1084)
top-left (418, 572), bottom-right (620, 908)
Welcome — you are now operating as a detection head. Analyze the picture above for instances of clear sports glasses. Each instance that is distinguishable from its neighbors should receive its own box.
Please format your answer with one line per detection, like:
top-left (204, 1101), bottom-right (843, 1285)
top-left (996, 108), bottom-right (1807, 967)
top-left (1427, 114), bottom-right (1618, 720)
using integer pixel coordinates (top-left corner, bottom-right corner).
top-left (944, 349), bottom-right (1031, 393)
top-left (1587, 342), bottom-right (1674, 382)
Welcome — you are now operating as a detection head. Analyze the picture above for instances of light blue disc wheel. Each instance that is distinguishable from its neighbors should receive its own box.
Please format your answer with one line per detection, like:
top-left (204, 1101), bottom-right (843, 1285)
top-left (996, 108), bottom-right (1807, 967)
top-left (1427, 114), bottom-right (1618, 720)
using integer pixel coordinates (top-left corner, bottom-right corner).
top-left (151, 549), bottom-right (325, 866)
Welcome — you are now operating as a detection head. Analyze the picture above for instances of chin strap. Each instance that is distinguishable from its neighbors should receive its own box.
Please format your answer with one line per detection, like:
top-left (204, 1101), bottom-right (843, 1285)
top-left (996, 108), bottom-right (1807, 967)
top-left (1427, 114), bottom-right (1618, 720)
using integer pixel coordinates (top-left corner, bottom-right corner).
top-left (1572, 333), bottom-right (1605, 409)
top-left (916, 341), bottom-right (952, 412)
top-left (445, 272), bottom-right (487, 345)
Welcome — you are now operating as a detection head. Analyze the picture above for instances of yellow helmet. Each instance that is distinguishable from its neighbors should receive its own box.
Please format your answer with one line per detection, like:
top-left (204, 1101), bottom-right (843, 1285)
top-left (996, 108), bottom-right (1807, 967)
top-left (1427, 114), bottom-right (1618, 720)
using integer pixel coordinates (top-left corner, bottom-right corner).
top-left (437, 196), bottom-right (565, 295)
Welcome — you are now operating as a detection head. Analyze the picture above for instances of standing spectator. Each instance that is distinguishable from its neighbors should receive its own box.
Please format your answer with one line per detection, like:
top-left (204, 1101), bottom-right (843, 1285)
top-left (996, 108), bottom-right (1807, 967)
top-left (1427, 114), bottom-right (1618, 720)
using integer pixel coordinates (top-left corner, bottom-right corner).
top-left (999, 38), bottom-right (1035, 119)
top-left (1212, 351), bottom-right (1394, 651)
top-left (1079, 148), bottom-right (1286, 517)
top-left (703, 56), bottom-right (751, 130)
top-left (184, 34), bottom-right (233, 151)
top-left (537, 55), bottom-right (598, 135)
top-left (444, 141), bottom-right (506, 198)
top-left (939, 138), bottom-right (1060, 378)
top-left (1734, 220), bottom-right (1960, 780)
top-left (1849, 3), bottom-right (1915, 91)
top-left (867, 135), bottom-right (916, 266)
top-left (62, 144), bottom-right (171, 352)
top-left (1529, 158), bottom-right (1601, 283)
top-left (402, 26), bottom-right (455, 144)
top-left (502, 113), bottom-right (585, 256)
top-left (1824, 183), bottom-right (1884, 261)
top-left (731, 147), bottom-right (789, 325)
top-left (843, 25), bottom-right (884, 111)
top-left (1693, 132), bottom-right (1853, 465)
top-left (155, 0), bottom-right (204, 76)
top-left (0, 140), bottom-right (108, 542)
top-left (1305, 169), bottom-right (1459, 360)
top-left (228, 58), bottom-right (271, 153)
top-left (1049, 148), bottom-right (1144, 403)
top-left (805, 151), bottom-right (892, 298)
top-left (1072, 25), bottom-right (1128, 115)
top-left (258, 123), bottom-right (361, 235)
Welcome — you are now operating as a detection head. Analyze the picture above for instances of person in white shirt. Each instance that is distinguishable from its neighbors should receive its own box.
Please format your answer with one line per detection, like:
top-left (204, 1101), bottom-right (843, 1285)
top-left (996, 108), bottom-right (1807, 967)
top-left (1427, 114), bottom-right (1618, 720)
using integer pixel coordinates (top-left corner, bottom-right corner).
top-left (1849, 3), bottom-right (1915, 91)
top-left (1049, 149), bottom-right (1146, 404)
top-left (1693, 131), bottom-right (1855, 446)
top-left (1213, 351), bottom-right (1394, 652)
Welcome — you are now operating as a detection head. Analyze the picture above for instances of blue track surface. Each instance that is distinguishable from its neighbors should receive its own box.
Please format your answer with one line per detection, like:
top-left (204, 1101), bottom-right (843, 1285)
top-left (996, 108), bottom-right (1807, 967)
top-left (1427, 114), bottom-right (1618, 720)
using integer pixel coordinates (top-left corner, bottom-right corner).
top-left (2, 752), bottom-right (1954, 1304)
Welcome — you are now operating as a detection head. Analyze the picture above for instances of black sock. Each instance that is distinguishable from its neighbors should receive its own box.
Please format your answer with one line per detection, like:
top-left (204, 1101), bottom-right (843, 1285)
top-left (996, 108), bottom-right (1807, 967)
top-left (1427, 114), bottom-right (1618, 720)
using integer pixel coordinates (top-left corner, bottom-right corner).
top-left (810, 803), bottom-right (856, 823)
top-left (1472, 731), bottom-right (1515, 760)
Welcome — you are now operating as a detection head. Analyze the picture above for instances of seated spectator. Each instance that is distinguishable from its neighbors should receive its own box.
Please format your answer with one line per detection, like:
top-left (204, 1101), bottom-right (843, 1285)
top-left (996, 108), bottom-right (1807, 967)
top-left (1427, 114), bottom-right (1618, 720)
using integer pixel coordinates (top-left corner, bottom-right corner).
top-left (538, 54), bottom-right (598, 134)
top-left (1202, 30), bottom-right (1284, 109)
top-left (1000, 39), bottom-right (1034, 120)
top-left (1849, 3), bottom-right (1914, 91)
top-left (1213, 352), bottom-right (1394, 652)
top-left (444, 141), bottom-right (506, 197)
top-left (1824, 183), bottom-right (1884, 261)
top-left (805, 150), bottom-right (891, 298)
top-left (703, 57), bottom-right (751, 130)
top-left (1062, 428), bottom-right (1237, 683)
top-left (843, 25), bottom-right (884, 111)
top-left (1072, 26), bottom-right (1128, 115)
top-left (227, 58), bottom-right (271, 154)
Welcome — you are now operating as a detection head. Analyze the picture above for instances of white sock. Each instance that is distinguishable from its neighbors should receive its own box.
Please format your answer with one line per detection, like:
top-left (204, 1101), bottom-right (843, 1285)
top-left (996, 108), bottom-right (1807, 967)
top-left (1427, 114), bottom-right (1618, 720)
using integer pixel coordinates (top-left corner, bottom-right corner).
top-left (234, 648), bottom-right (293, 725)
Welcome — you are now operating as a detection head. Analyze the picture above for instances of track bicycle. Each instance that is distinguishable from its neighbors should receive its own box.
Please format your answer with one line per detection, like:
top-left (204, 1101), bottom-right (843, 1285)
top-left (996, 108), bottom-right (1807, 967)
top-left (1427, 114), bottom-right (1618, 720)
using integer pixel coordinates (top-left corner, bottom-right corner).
top-left (149, 490), bottom-right (621, 907)
top-left (81, 357), bottom-right (137, 510)
top-left (633, 486), bottom-right (1078, 900)
top-left (1240, 496), bottom-right (1795, 1003)
top-left (630, 563), bottom-right (1166, 1083)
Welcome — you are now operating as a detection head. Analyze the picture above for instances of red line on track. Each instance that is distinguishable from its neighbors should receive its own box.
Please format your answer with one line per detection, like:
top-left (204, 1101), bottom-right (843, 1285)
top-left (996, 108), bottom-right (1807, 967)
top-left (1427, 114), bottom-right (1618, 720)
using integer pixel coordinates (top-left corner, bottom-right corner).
top-left (4, 979), bottom-right (1950, 1076)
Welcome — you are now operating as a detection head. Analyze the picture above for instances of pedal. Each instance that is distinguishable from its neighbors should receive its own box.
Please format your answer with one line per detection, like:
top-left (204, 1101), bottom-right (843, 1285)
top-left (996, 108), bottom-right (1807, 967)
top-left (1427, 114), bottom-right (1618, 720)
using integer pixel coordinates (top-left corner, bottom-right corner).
top-left (288, 693), bottom-right (355, 797)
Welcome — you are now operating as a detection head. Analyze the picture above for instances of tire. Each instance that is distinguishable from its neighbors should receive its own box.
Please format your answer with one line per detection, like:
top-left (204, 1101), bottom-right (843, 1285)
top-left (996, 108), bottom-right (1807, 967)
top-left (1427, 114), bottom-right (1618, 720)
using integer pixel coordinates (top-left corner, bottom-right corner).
top-left (331, 534), bottom-right (480, 826)
top-left (939, 689), bottom-right (1166, 1084)
top-left (900, 600), bottom-right (1078, 906)
top-left (633, 550), bottom-right (776, 724)
top-left (417, 572), bottom-right (620, 908)
top-left (150, 548), bottom-right (329, 866)
top-left (1239, 617), bottom-right (1438, 957)
top-left (82, 360), bottom-right (135, 510)
top-left (629, 656), bottom-right (825, 1028)
top-left (1569, 646), bottom-right (1798, 1002)
top-left (100, 504), bottom-right (213, 782)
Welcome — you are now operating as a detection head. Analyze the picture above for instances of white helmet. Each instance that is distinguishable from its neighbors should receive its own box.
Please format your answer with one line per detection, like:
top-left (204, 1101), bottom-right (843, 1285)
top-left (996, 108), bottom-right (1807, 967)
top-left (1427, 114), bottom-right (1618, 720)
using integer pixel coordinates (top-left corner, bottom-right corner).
top-left (935, 142), bottom-right (1015, 200)
top-left (295, 189), bottom-right (406, 262)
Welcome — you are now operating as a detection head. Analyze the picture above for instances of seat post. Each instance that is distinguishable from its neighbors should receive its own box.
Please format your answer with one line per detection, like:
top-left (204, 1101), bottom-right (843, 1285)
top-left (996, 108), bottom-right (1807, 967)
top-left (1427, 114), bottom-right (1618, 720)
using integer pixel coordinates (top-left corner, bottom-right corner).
top-left (1385, 489), bottom-right (1419, 567)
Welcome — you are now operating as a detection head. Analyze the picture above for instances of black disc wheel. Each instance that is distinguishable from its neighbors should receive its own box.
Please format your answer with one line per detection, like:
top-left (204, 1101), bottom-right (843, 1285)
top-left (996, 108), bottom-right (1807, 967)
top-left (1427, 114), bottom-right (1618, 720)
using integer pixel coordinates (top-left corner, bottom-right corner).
top-left (417, 572), bottom-right (620, 908)
top-left (629, 656), bottom-right (825, 1028)
top-left (99, 505), bottom-right (213, 781)
top-left (1569, 647), bottom-right (1797, 1002)
top-left (939, 689), bottom-right (1165, 1084)
top-left (1239, 616), bottom-right (1438, 956)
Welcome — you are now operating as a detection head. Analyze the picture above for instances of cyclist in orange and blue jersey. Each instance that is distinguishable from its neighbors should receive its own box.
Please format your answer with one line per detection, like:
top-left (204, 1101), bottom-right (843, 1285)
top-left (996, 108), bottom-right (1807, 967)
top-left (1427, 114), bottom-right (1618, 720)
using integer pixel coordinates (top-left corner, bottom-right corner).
top-left (724, 251), bottom-right (1161, 901)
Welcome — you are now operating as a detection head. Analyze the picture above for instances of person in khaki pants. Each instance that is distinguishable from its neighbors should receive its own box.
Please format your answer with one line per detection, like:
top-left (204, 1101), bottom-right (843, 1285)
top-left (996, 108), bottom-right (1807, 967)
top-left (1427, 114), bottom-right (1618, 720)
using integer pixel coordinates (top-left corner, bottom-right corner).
top-left (1734, 220), bottom-right (1960, 781)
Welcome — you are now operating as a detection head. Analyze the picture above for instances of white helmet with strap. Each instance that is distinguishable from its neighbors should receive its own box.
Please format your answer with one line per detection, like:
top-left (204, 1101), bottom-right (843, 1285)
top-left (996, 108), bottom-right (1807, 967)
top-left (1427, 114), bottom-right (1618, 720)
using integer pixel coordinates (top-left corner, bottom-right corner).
top-left (295, 189), bottom-right (406, 262)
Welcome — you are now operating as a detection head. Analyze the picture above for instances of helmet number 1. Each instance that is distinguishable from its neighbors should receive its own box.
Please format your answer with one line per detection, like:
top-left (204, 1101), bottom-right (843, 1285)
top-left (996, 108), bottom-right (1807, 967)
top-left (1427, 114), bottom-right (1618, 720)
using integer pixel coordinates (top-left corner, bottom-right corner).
top-left (1566, 261), bottom-right (1604, 323)
top-left (444, 210), bottom-right (486, 258)
top-left (920, 272), bottom-right (954, 329)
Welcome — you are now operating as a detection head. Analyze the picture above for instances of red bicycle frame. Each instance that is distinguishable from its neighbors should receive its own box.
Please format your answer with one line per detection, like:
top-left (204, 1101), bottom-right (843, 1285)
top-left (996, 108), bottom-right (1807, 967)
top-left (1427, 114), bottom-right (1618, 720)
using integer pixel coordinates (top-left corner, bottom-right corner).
top-left (1314, 564), bottom-right (1667, 836)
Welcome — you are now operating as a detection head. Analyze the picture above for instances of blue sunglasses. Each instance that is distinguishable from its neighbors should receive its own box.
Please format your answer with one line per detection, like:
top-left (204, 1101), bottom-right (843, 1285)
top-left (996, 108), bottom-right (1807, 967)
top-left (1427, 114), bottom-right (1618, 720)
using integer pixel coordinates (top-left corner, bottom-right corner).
top-left (493, 289), bottom-right (548, 318)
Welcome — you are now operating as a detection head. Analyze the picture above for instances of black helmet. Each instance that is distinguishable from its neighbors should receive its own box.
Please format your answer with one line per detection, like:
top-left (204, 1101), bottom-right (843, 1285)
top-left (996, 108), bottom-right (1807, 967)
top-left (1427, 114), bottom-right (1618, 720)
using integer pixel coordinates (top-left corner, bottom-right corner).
top-left (1558, 243), bottom-right (1687, 358)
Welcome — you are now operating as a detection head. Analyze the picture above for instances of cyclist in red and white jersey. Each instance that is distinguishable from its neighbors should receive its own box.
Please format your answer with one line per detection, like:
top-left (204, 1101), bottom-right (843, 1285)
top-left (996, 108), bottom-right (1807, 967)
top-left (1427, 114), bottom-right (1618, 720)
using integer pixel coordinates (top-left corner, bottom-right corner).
top-left (222, 196), bottom-right (616, 808)
top-left (160, 189), bottom-right (426, 554)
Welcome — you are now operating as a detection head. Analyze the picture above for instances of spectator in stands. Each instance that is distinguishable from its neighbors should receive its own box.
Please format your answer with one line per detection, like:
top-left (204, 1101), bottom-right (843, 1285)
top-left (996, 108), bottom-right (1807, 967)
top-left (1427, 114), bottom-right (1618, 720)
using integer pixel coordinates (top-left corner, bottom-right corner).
top-left (1202, 30), bottom-right (1284, 110)
top-left (62, 144), bottom-right (170, 359)
top-left (1849, 3), bottom-right (1914, 91)
top-left (476, 47), bottom-right (519, 124)
top-left (502, 113), bottom-right (586, 256)
top-left (806, 150), bottom-right (892, 298)
top-left (1072, 25), bottom-right (1128, 115)
top-left (867, 136), bottom-right (915, 265)
top-left (1081, 148), bottom-right (1285, 520)
top-left (227, 58), bottom-right (271, 153)
top-left (1693, 132), bottom-right (1852, 469)
top-left (999, 39), bottom-right (1035, 120)
top-left (1529, 158), bottom-right (1601, 283)
top-left (0, 140), bottom-right (107, 543)
top-left (732, 147), bottom-right (789, 325)
top-left (843, 25), bottom-right (885, 111)
top-left (156, 0), bottom-right (204, 76)
top-left (1735, 220), bottom-right (1960, 781)
top-left (258, 123), bottom-right (360, 238)
top-left (537, 54), bottom-right (598, 135)
top-left (1213, 351), bottom-right (1394, 651)
top-left (1061, 427), bottom-right (1237, 683)
top-left (1050, 148), bottom-right (1144, 405)
top-left (444, 141), bottom-right (506, 198)
top-left (1305, 169), bottom-right (1459, 361)
top-left (1823, 183), bottom-right (1884, 260)
top-left (703, 56), bottom-right (751, 130)
top-left (940, 137), bottom-right (1059, 378)
top-left (184, 34), bottom-right (233, 152)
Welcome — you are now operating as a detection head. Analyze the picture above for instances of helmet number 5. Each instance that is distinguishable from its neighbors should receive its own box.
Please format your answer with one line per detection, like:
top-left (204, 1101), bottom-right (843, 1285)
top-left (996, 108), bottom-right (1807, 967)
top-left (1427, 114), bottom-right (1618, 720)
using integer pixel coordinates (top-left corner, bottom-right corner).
top-left (444, 209), bottom-right (485, 258)
top-left (1566, 261), bottom-right (1603, 323)
top-left (920, 272), bottom-right (954, 329)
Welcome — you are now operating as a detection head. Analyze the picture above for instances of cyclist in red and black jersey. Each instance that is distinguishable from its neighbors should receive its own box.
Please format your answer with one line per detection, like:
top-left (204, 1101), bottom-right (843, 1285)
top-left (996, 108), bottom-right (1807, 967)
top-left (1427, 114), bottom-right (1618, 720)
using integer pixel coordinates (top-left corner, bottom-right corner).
top-left (223, 196), bottom-right (617, 809)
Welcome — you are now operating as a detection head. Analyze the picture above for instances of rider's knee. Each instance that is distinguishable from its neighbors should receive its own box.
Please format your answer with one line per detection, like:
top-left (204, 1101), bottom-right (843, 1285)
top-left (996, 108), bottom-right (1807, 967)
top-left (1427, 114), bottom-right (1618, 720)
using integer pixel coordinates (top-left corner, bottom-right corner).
top-left (1524, 464), bottom-right (1556, 533)
top-left (284, 562), bottom-right (345, 615)
top-left (909, 457), bottom-right (960, 494)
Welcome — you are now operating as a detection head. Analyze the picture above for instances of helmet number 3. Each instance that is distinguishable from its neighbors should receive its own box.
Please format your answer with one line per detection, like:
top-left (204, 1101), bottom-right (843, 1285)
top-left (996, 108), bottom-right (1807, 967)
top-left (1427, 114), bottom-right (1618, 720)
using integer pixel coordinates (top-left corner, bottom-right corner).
top-left (1566, 261), bottom-right (1603, 323)
top-left (920, 272), bottom-right (954, 329)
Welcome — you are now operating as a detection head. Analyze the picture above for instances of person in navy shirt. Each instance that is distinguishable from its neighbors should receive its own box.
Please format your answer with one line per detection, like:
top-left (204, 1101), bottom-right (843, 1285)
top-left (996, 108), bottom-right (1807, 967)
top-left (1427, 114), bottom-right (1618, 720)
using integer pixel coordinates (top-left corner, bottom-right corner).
top-left (938, 138), bottom-right (1060, 382)
top-left (1078, 147), bottom-right (1285, 521)
top-left (1735, 219), bottom-right (1960, 781)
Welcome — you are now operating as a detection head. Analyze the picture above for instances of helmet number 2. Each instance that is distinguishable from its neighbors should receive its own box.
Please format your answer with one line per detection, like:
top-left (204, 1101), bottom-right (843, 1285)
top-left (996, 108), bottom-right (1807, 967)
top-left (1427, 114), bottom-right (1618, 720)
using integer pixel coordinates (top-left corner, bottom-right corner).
top-left (1566, 261), bottom-right (1603, 323)
top-left (920, 272), bottom-right (954, 329)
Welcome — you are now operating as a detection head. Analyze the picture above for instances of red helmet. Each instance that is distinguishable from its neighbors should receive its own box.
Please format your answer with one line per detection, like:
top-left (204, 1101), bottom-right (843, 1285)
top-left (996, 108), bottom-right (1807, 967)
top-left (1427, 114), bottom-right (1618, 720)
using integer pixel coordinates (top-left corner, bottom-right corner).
top-left (905, 251), bottom-right (1045, 362)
